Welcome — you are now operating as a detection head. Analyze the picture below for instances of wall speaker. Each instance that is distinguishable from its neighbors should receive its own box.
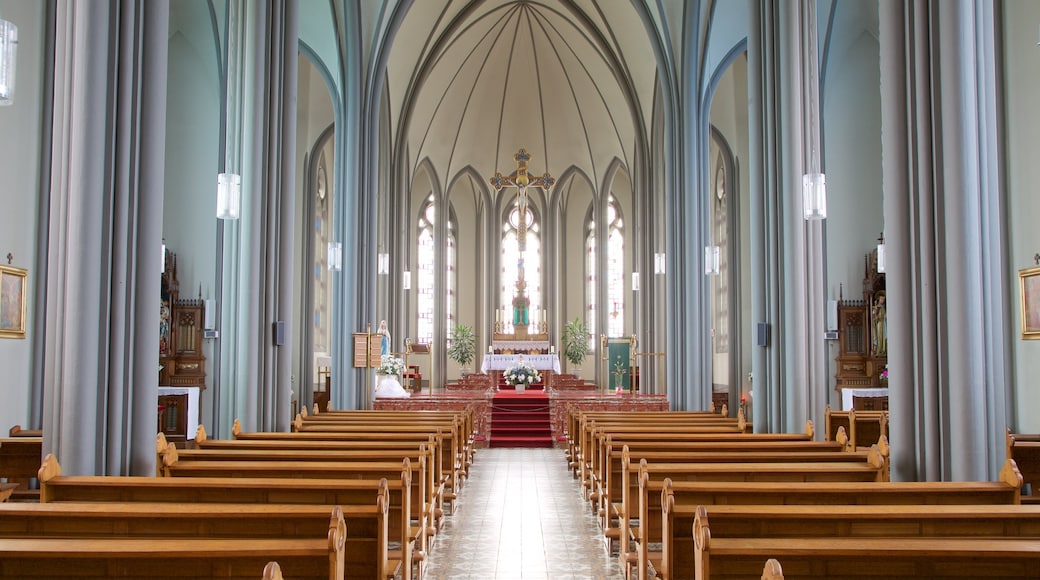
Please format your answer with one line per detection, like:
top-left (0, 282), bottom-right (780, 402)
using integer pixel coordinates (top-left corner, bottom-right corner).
top-left (204, 299), bottom-right (216, 330)
top-left (755, 322), bottom-right (770, 347)
top-left (273, 321), bottom-right (286, 346)
top-left (826, 299), bottom-right (838, 332)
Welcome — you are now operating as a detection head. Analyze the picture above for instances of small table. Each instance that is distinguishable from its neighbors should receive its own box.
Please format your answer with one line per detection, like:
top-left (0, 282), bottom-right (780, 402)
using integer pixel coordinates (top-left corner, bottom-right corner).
top-left (481, 354), bottom-right (561, 390)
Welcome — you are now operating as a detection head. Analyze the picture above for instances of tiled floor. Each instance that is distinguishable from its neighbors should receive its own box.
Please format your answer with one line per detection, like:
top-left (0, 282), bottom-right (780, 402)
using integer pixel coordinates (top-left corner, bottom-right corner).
top-left (424, 447), bottom-right (625, 580)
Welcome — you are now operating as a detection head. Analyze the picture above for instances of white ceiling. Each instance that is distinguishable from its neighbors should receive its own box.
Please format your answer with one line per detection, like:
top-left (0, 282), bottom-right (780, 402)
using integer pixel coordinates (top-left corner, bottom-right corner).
top-left (386, 0), bottom-right (657, 197)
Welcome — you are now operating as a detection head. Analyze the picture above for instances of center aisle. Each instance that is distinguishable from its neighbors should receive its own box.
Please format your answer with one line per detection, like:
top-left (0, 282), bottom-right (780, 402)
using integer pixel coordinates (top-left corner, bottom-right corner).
top-left (424, 448), bottom-right (625, 580)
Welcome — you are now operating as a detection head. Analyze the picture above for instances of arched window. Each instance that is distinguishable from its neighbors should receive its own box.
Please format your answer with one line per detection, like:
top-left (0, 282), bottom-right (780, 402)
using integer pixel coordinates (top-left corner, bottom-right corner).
top-left (500, 201), bottom-right (541, 334)
top-left (586, 196), bottom-right (625, 338)
top-left (417, 196), bottom-right (455, 345)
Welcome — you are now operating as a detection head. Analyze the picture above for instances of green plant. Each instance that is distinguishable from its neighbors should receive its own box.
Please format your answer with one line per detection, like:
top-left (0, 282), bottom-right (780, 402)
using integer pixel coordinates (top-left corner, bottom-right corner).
top-left (561, 317), bottom-right (590, 368)
top-left (447, 323), bottom-right (477, 368)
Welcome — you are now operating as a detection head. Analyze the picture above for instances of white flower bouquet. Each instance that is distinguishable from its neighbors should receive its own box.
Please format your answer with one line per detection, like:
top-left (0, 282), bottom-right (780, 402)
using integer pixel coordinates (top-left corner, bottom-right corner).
top-left (377, 355), bottom-right (405, 377)
top-left (504, 362), bottom-right (541, 386)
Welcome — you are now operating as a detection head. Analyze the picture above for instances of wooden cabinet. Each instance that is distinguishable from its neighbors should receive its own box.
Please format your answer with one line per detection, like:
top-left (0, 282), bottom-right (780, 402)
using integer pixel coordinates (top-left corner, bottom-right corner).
top-left (836, 248), bottom-right (887, 392)
top-left (158, 393), bottom-right (189, 442)
top-left (159, 250), bottom-right (207, 390)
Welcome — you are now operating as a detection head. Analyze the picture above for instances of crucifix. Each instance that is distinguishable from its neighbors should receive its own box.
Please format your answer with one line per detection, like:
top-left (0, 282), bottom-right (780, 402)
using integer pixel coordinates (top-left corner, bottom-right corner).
top-left (489, 148), bottom-right (555, 333)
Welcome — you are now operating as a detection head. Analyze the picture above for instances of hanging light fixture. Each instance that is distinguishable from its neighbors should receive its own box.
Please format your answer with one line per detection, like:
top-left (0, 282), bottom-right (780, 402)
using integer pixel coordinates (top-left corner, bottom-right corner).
top-left (216, 172), bottom-right (241, 220)
top-left (704, 246), bottom-right (720, 276)
top-left (377, 253), bottom-right (389, 275)
top-left (0, 16), bottom-right (17, 106)
top-left (654, 252), bottom-right (666, 275)
top-left (327, 242), bottom-right (342, 271)
top-left (403, 271), bottom-right (411, 290)
top-left (631, 272), bottom-right (640, 292)
top-left (876, 232), bottom-right (886, 273)
top-left (802, 4), bottom-right (827, 221)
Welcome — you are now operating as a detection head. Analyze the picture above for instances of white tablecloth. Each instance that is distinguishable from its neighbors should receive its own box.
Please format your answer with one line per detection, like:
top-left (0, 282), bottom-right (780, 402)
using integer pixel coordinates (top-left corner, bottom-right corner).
top-left (481, 354), bottom-right (561, 374)
top-left (158, 386), bottom-right (201, 440)
top-left (841, 388), bottom-right (888, 411)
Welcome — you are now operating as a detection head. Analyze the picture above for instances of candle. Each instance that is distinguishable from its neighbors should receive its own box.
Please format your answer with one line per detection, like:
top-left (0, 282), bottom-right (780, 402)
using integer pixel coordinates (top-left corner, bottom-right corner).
top-left (550, 345), bottom-right (555, 354)
top-left (495, 310), bottom-right (500, 323)
top-left (488, 345), bottom-right (493, 354)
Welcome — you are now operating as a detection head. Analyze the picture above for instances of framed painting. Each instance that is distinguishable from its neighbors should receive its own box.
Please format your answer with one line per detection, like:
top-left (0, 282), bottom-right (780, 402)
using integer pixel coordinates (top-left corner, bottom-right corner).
top-left (1020, 266), bottom-right (1040, 339)
top-left (0, 265), bottom-right (27, 339)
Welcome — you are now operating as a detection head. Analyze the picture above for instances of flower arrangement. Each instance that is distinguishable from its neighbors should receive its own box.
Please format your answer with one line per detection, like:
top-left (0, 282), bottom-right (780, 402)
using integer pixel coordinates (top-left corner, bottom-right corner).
top-left (880, 367), bottom-right (889, 381)
top-left (504, 362), bottom-right (541, 386)
top-left (377, 355), bottom-right (405, 377)
top-left (612, 357), bottom-right (628, 392)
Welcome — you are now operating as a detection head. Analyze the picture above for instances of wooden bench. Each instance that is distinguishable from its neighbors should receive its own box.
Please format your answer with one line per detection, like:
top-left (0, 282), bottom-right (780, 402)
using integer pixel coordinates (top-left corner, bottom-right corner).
top-left (0, 508), bottom-right (346, 579)
top-left (623, 450), bottom-right (887, 579)
top-left (647, 458), bottom-right (1024, 580)
top-left (1007, 428), bottom-right (1040, 503)
top-left (38, 453), bottom-right (411, 580)
top-left (162, 432), bottom-right (444, 536)
top-left (8, 425), bottom-right (42, 437)
top-left (243, 419), bottom-right (465, 509)
top-left (695, 532), bottom-right (1040, 579)
top-left (0, 501), bottom-right (389, 579)
top-left (158, 447), bottom-right (427, 574)
top-left (0, 436), bottom-right (43, 501)
top-left (658, 503), bottom-right (1040, 580)
top-left (824, 405), bottom-right (888, 450)
top-left (596, 434), bottom-right (868, 550)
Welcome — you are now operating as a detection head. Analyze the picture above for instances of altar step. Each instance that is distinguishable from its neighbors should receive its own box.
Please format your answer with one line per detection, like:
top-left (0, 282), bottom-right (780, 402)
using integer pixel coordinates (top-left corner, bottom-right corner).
top-left (489, 391), bottom-right (553, 448)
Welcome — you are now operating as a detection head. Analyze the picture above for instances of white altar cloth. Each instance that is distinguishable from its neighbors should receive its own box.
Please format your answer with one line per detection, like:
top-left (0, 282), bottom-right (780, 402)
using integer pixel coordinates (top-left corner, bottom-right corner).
top-left (158, 386), bottom-right (201, 440)
top-left (841, 388), bottom-right (888, 411)
top-left (481, 353), bottom-right (561, 374)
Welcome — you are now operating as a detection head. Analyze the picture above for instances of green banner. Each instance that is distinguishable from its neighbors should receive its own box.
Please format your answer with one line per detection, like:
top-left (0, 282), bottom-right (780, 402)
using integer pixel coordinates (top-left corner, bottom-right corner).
top-left (607, 341), bottom-right (631, 392)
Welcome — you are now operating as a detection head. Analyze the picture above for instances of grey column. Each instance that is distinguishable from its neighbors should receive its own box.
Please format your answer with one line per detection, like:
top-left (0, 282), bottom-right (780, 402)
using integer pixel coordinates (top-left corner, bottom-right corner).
top-left (43, 0), bottom-right (169, 476)
top-left (880, 0), bottom-right (1009, 481)
top-left (219, 0), bottom-right (298, 433)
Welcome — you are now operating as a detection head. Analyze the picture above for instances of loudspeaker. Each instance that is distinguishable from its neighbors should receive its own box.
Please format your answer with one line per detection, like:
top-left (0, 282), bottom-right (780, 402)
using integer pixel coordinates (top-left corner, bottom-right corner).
top-left (273, 321), bottom-right (286, 346)
top-left (204, 299), bottom-right (216, 330)
top-left (826, 299), bottom-right (838, 332)
top-left (755, 322), bottom-right (770, 347)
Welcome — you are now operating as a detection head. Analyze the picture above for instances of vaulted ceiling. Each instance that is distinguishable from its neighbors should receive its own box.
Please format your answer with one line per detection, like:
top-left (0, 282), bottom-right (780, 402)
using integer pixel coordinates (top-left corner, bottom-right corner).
top-left (385, 0), bottom-right (658, 195)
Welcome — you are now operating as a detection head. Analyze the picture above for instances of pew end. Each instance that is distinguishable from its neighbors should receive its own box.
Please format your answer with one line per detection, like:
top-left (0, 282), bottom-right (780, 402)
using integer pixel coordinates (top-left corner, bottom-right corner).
top-left (262, 561), bottom-right (284, 580)
top-left (761, 558), bottom-right (784, 580)
top-left (232, 418), bottom-right (242, 438)
top-left (195, 424), bottom-right (208, 443)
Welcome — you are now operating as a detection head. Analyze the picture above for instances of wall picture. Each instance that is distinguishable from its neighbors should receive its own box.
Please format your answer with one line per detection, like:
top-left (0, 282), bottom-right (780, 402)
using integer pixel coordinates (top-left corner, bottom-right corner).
top-left (1020, 266), bottom-right (1040, 339)
top-left (0, 265), bottom-right (27, 339)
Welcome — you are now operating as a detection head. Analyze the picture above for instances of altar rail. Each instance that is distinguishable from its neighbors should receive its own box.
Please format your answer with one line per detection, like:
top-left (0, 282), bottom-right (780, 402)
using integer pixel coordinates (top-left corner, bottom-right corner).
top-left (374, 391), bottom-right (670, 445)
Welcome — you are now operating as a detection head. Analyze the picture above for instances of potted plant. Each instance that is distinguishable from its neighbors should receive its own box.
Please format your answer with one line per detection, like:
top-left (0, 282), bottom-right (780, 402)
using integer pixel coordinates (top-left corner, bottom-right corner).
top-left (561, 316), bottom-right (590, 372)
top-left (447, 323), bottom-right (477, 373)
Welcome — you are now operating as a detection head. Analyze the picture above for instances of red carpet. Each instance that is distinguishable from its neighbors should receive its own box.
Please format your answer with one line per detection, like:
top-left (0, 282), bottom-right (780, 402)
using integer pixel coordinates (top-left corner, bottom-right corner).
top-left (489, 390), bottom-right (553, 448)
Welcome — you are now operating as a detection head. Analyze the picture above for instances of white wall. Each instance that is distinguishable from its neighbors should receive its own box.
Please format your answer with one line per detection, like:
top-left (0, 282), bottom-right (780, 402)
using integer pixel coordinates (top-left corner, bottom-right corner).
top-left (821, 2), bottom-right (883, 399)
top-left (0, 0), bottom-right (44, 431)
top-left (1003, 1), bottom-right (1040, 432)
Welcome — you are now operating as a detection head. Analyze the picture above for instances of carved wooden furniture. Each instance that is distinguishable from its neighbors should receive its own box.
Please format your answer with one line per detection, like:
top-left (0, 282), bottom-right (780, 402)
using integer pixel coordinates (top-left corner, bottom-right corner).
top-left (159, 251), bottom-right (207, 390)
top-left (835, 248), bottom-right (888, 398)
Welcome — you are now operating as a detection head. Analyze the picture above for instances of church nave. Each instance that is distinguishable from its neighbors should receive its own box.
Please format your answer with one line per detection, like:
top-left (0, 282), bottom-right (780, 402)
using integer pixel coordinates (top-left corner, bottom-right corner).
top-left (424, 448), bottom-right (623, 580)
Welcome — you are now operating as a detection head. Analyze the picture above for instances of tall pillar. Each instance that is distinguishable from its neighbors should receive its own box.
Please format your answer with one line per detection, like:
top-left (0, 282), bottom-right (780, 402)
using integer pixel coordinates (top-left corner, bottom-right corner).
top-left (42, 0), bottom-right (169, 476)
top-left (880, 0), bottom-right (1009, 481)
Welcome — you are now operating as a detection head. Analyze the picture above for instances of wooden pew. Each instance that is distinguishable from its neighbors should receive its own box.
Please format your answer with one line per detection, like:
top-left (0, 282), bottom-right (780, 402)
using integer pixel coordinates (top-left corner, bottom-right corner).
top-left (38, 454), bottom-right (410, 580)
top-left (625, 449), bottom-right (886, 579)
top-left (596, 434), bottom-right (866, 549)
top-left (1007, 428), bottom-right (1040, 503)
top-left (301, 408), bottom-right (476, 471)
top-left (694, 518), bottom-right (1040, 579)
top-left (649, 458), bottom-right (1024, 580)
top-left (658, 502), bottom-right (1040, 580)
top-left (243, 419), bottom-right (464, 511)
top-left (824, 405), bottom-right (888, 450)
top-left (162, 432), bottom-right (443, 536)
top-left (0, 501), bottom-right (388, 579)
top-left (8, 425), bottom-right (42, 437)
top-left (158, 447), bottom-right (427, 574)
top-left (0, 436), bottom-right (43, 501)
top-left (0, 508), bottom-right (346, 579)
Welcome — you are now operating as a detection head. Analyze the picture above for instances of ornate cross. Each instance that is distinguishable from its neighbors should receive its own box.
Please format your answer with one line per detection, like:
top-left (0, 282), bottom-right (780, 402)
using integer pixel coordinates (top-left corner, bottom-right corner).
top-left (489, 148), bottom-right (555, 252)
top-left (489, 149), bottom-right (555, 332)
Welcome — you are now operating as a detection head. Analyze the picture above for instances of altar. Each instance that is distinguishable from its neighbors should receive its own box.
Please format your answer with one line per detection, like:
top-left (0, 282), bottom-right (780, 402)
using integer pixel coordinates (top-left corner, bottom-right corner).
top-left (481, 353), bottom-right (561, 373)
